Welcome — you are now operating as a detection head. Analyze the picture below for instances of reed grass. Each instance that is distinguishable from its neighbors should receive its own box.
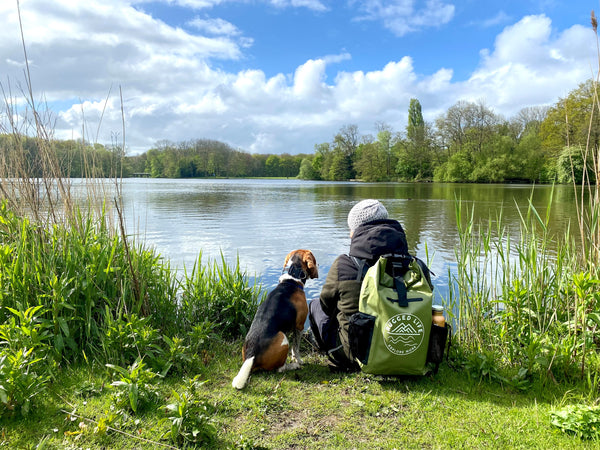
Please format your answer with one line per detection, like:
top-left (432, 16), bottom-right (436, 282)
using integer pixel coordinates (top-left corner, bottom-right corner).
top-left (448, 186), bottom-right (600, 388)
top-left (180, 252), bottom-right (263, 340)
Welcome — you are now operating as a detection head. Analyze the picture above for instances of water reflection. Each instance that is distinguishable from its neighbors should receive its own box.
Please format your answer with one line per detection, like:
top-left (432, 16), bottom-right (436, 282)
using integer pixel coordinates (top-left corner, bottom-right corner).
top-left (85, 179), bottom-right (579, 304)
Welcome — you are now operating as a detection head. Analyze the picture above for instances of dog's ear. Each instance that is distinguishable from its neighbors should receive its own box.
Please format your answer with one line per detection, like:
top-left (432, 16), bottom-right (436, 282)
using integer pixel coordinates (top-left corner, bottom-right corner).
top-left (303, 250), bottom-right (318, 279)
top-left (283, 251), bottom-right (294, 270)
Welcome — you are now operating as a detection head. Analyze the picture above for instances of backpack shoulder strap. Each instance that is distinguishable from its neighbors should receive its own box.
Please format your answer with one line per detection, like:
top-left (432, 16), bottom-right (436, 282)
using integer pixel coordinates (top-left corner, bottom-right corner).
top-left (351, 256), bottom-right (369, 282)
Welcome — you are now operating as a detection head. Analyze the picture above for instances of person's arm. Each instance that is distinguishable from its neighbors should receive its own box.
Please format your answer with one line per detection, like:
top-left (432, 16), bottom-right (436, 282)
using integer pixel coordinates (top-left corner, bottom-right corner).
top-left (319, 257), bottom-right (341, 317)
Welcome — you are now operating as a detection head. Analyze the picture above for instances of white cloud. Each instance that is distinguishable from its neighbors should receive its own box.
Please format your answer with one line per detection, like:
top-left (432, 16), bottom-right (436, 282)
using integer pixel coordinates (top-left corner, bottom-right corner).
top-left (134, 0), bottom-right (225, 9)
top-left (136, 0), bottom-right (328, 11)
top-left (477, 11), bottom-right (511, 28)
top-left (188, 17), bottom-right (242, 35)
top-left (293, 59), bottom-right (328, 97)
top-left (269, 0), bottom-right (328, 11)
top-left (322, 51), bottom-right (352, 64)
top-left (334, 58), bottom-right (416, 116)
top-left (351, 0), bottom-right (455, 36)
top-left (465, 15), bottom-right (595, 113)
top-left (249, 132), bottom-right (277, 153)
top-left (0, 0), bottom-right (241, 99)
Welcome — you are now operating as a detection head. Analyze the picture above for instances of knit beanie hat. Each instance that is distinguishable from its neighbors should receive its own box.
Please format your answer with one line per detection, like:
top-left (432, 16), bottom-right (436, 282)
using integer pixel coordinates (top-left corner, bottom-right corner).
top-left (347, 199), bottom-right (389, 233)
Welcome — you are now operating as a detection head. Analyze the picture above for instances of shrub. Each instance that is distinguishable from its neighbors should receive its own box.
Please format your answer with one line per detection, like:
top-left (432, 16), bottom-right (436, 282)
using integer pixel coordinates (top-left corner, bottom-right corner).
top-left (106, 358), bottom-right (161, 414)
top-left (101, 312), bottom-right (163, 368)
top-left (0, 348), bottom-right (49, 418)
top-left (163, 376), bottom-right (217, 447)
top-left (180, 253), bottom-right (264, 340)
top-left (551, 404), bottom-right (600, 440)
top-left (0, 306), bottom-right (53, 418)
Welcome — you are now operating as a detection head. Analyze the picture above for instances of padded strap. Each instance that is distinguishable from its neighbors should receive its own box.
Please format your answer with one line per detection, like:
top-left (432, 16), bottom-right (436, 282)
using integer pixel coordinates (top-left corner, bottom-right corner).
top-left (352, 256), bottom-right (369, 282)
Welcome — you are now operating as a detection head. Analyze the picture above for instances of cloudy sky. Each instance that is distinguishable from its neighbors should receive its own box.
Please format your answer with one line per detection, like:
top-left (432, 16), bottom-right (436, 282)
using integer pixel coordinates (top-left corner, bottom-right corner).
top-left (0, 0), bottom-right (595, 155)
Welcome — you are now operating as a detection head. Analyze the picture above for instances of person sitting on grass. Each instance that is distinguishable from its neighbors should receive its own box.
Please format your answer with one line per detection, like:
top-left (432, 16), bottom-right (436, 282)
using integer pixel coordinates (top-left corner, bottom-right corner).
top-left (308, 199), bottom-right (425, 371)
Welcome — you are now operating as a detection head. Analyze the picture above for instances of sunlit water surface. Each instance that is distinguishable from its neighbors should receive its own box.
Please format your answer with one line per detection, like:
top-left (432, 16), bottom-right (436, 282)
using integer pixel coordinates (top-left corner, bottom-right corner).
top-left (74, 179), bottom-right (579, 304)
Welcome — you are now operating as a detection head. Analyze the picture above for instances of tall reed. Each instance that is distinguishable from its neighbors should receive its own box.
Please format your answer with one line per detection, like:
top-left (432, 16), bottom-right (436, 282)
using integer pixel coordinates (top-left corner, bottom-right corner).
top-left (0, 202), bottom-right (180, 358)
top-left (565, 11), bottom-right (600, 270)
top-left (450, 187), bottom-right (600, 387)
top-left (181, 252), bottom-right (264, 340)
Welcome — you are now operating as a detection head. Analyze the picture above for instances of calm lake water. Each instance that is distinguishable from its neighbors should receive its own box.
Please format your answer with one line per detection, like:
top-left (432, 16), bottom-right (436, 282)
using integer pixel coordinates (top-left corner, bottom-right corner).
top-left (91, 179), bottom-right (579, 304)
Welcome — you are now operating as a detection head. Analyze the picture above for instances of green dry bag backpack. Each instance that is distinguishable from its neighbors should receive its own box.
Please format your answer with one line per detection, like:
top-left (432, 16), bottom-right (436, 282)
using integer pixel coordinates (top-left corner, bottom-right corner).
top-left (348, 254), bottom-right (435, 375)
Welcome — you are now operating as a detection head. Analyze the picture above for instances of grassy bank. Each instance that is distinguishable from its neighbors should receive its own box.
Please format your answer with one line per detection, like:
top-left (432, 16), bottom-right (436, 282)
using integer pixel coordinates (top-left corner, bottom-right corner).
top-left (1, 197), bottom-right (600, 449)
top-left (2, 339), bottom-right (599, 450)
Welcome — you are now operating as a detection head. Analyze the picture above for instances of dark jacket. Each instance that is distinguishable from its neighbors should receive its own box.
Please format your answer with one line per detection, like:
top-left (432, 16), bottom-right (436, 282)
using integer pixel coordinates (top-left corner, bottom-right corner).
top-left (319, 219), bottom-right (408, 360)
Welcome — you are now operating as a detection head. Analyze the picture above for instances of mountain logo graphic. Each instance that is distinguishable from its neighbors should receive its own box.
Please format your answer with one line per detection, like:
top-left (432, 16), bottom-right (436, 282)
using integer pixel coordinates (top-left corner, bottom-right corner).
top-left (383, 313), bottom-right (425, 355)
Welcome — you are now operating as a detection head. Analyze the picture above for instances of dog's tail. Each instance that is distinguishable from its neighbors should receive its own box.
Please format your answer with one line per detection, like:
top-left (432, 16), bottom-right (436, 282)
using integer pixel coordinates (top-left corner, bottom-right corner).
top-left (232, 356), bottom-right (255, 390)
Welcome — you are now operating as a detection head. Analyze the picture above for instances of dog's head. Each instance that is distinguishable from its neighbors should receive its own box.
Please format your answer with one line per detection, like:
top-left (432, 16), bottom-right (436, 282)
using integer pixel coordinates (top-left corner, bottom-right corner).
top-left (283, 249), bottom-right (318, 282)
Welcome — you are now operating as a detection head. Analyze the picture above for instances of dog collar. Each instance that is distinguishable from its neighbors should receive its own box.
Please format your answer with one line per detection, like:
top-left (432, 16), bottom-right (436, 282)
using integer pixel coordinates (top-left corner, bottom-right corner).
top-left (278, 274), bottom-right (305, 289)
top-left (283, 263), bottom-right (308, 284)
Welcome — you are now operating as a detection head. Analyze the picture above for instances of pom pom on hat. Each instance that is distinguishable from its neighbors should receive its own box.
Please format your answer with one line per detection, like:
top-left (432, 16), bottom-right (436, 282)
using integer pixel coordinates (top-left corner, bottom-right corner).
top-left (347, 199), bottom-right (389, 233)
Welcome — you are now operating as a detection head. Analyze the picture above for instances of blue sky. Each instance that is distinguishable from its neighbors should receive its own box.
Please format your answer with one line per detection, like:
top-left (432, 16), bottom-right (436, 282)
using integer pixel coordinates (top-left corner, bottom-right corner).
top-left (0, 0), bottom-right (595, 154)
top-left (145, 0), bottom-right (587, 80)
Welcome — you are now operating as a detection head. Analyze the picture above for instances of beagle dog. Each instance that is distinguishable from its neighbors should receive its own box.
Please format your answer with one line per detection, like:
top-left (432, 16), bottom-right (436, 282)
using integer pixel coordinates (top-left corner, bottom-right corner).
top-left (232, 249), bottom-right (318, 389)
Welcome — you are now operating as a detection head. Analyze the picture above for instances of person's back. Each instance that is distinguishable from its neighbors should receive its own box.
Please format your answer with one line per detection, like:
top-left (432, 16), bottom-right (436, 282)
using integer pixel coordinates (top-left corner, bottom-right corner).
top-left (309, 199), bottom-right (413, 370)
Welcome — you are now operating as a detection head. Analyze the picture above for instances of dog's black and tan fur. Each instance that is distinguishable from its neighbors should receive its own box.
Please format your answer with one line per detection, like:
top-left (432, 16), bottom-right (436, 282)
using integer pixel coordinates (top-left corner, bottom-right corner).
top-left (232, 249), bottom-right (318, 389)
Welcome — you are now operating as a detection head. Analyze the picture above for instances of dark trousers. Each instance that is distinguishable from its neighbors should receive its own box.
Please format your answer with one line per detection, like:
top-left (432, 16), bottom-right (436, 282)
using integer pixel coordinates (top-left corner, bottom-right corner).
top-left (308, 299), bottom-right (338, 352)
top-left (308, 299), bottom-right (360, 371)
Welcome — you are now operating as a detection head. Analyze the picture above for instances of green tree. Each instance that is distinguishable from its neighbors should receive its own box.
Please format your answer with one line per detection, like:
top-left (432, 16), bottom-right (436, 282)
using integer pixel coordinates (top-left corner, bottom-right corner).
top-left (556, 146), bottom-right (596, 184)
top-left (314, 142), bottom-right (331, 180)
top-left (354, 141), bottom-right (388, 181)
top-left (328, 149), bottom-right (353, 181)
top-left (298, 157), bottom-right (317, 179)
top-left (146, 149), bottom-right (164, 177)
top-left (407, 99), bottom-right (425, 145)
top-left (332, 124), bottom-right (359, 180)
top-left (435, 150), bottom-right (474, 182)
top-left (375, 122), bottom-right (395, 177)
top-left (265, 155), bottom-right (281, 177)
top-left (279, 154), bottom-right (300, 178)
top-left (397, 99), bottom-right (436, 180)
top-left (540, 79), bottom-right (600, 160)
top-left (433, 100), bottom-right (501, 182)
top-left (512, 129), bottom-right (546, 182)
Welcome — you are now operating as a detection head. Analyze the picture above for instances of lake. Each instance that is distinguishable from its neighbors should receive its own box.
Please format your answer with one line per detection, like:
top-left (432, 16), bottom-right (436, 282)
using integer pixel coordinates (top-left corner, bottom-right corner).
top-left (99, 179), bottom-right (578, 303)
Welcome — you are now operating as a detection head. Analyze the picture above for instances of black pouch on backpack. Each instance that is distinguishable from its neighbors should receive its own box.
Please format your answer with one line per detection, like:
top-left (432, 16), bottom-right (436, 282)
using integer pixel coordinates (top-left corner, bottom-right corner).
top-left (348, 312), bottom-right (376, 365)
top-left (426, 323), bottom-right (450, 369)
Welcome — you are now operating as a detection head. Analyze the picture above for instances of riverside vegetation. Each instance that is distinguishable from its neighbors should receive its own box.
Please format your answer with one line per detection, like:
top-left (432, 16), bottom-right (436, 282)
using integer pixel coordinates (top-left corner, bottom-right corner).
top-left (2, 7), bottom-right (600, 449)
top-left (1, 184), bottom-right (600, 449)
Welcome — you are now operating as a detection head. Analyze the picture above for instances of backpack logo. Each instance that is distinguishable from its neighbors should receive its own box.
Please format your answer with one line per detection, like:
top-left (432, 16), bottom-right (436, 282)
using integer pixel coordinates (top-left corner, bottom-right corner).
top-left (383, 313), bottom-right (425, 355)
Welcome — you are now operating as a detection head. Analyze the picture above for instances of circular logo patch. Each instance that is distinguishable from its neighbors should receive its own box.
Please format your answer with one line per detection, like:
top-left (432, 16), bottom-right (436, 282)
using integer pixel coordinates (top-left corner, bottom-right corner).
top-left (383, 313), bottom-right (425, 355)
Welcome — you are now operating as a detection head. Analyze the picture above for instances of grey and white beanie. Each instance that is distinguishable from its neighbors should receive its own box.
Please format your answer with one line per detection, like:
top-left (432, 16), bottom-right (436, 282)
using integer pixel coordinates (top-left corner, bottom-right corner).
top-left (347, 199), bottom-right (389, 233)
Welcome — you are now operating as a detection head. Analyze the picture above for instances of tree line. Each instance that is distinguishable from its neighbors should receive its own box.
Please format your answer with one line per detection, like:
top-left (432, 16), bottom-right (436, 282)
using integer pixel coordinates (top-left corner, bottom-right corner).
top-left (0, 79), bottom-right (597, 183)
top-left (299, 79), bottom-right (598, 184)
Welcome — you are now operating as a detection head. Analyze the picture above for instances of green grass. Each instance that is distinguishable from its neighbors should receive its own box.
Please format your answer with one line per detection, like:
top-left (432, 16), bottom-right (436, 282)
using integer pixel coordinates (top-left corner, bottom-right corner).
top-left (1, 339), bottom-right (597, 449)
